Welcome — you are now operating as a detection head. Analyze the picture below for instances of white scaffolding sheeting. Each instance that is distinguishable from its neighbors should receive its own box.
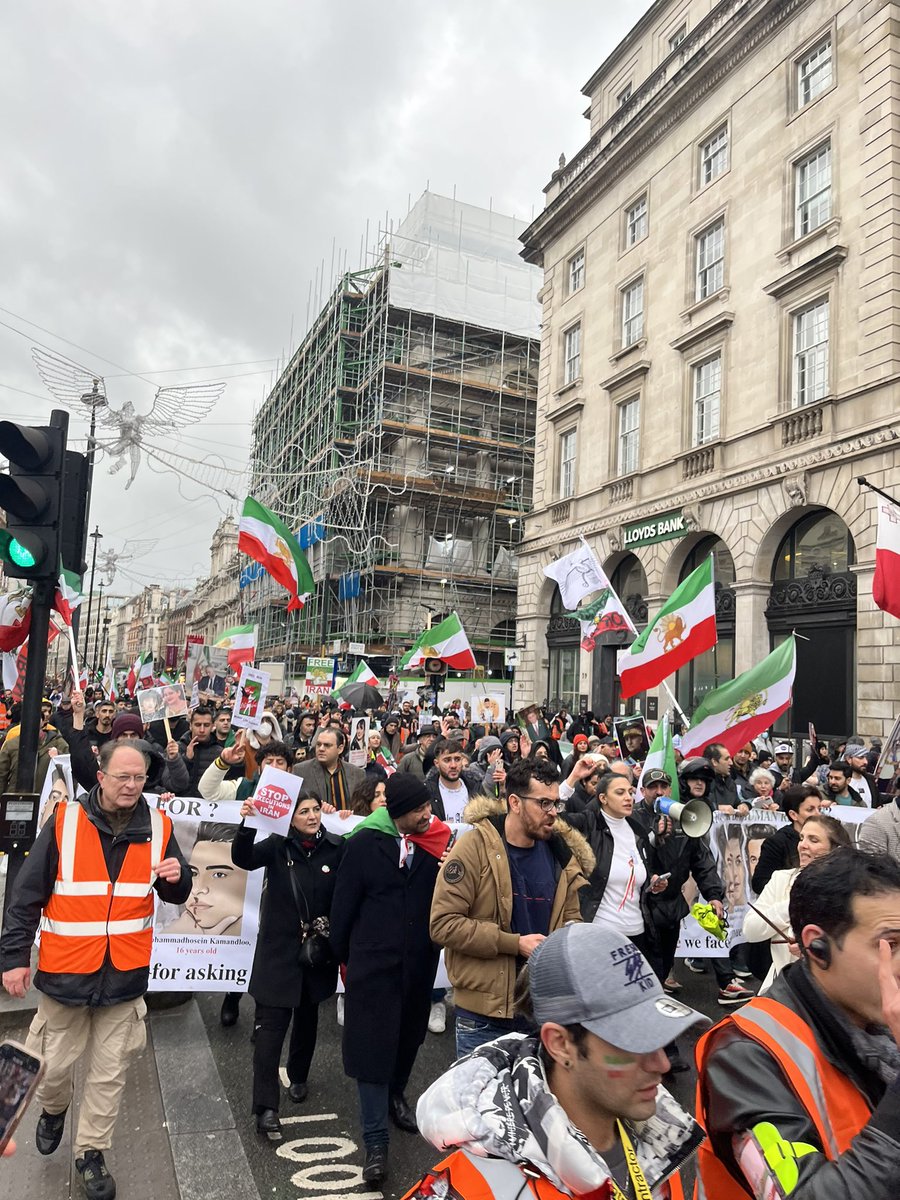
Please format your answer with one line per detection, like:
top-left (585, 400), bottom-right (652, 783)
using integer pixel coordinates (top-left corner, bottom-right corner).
top-left (388, 192), bottom-right (541, 338)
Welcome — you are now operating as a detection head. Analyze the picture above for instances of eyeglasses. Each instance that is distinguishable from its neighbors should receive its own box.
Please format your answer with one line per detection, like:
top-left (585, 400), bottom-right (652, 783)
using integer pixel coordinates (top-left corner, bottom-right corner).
top-left (104, 773), bottom-right (148, 785)
top-left (517, 793), bottom-right (559, 813)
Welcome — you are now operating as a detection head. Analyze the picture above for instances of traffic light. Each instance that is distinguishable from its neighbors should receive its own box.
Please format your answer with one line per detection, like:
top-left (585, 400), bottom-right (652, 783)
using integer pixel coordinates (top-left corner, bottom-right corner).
top-left (59, 449), bottom-right (90, 577)
top-left (0, 412), bottom-right (68, 580)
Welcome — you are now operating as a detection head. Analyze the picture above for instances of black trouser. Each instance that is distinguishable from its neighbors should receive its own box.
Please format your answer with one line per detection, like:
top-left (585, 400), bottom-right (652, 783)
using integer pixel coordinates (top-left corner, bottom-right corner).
top-left (252, 999), bottom-right (319, 1113)
top-left (356, 1031), bottom-right (423, 1150)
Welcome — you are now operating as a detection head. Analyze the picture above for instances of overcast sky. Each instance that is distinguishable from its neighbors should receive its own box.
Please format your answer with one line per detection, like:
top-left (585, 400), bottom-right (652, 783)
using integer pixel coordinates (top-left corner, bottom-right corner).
top-left (1, 1), bottom-right (651, 596)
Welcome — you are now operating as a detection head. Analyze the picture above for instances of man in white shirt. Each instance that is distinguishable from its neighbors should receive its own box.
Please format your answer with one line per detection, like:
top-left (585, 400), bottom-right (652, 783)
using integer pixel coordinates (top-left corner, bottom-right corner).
top-left (844, 742), bottom-right (879, 808)
top-left (424, 738), bottom-right (480, 823)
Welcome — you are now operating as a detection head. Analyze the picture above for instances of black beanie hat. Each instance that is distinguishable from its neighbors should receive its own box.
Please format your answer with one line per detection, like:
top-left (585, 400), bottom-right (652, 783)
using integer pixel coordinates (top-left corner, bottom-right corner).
top-left (386, 773), bottom-right (430, 819)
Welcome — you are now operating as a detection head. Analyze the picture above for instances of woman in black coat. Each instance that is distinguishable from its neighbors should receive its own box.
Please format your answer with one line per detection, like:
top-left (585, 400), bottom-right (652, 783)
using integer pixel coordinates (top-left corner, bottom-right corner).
top-left (232, 790), bottom-right (345, 1141)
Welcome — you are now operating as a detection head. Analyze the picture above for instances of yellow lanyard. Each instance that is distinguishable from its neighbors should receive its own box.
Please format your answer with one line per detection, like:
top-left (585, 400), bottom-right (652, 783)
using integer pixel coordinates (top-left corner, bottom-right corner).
top-left (607, 1121), bottom-right (653, 1200)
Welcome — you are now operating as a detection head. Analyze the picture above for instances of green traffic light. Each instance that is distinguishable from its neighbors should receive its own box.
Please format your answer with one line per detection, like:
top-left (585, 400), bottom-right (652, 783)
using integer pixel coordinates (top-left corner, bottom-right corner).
top-left (8, 538), bottom-right (37, 568)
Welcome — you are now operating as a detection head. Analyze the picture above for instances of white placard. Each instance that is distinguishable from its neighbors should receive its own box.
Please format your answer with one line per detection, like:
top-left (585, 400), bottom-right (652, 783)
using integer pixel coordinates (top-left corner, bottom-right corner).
top-left (243, 764), bottom-right (301, 838)
top-left (231, 665), bottom-right (271, 730)
top-left (471, 693), bottom-right (504, 725)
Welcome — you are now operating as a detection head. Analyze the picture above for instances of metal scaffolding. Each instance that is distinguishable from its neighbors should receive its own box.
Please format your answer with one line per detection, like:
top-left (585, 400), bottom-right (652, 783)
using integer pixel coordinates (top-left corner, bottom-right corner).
top-left (245, 193), bottom-right (540, 676)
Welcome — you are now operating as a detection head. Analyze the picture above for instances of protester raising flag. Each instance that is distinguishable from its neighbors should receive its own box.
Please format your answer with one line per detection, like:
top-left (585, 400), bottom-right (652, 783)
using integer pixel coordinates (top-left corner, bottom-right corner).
top-left (400, 612), bottom-right (477, 670)
top-left (873, 492), bottom-right (900, 620)
top-left (126, 650), bottom-right (154, 694)
top-left (53, 568), bottom-right (84, 625)
top-left (0, 588), bottom-right (32, 652)
top-left (617, 557), bottom-right (717, 700)
top-left (214, 623), bottom-right (257, 669)
top-left (635, 713), bottom-right (680, 805)
top-left (679, 637), bottom-right (797, 757)
top-left (238, 497), bottom-right (315, 612)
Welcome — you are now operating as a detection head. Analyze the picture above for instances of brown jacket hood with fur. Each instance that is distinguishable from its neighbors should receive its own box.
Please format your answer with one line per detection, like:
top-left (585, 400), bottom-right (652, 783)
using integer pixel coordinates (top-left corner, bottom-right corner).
top-left (430, 793), bottom-right (595, 1021)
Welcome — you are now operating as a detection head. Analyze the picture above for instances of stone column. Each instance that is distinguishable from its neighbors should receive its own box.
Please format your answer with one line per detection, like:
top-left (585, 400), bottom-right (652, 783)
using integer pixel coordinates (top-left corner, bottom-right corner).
top-left (731, 582), bottom-right (770, 675)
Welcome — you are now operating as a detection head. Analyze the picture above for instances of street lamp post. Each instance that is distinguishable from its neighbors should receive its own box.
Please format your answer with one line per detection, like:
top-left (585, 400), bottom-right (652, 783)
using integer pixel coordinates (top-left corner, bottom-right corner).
top-left (70, 381), bottom-right (107, 654)
top-left (81, 526), bottom-right (103, 665)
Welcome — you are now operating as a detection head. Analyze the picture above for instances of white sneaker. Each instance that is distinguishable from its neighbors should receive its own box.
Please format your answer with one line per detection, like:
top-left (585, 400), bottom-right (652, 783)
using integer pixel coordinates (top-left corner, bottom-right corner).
top-left (428, 1001), bottom-right (446, 1034)
top-left (336, 994), bottom-right (345, 1027)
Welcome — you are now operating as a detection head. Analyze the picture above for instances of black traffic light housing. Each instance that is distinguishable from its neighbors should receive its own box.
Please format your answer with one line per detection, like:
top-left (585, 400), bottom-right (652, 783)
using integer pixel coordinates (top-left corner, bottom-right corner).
top-left (0, 410), bottom-right (69, 580)
top-left (59, 449), bottom-right (91, 577)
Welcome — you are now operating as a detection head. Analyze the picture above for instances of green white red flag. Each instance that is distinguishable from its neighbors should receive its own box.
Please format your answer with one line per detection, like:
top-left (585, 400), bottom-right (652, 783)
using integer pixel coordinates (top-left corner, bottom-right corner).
top-left (127, 650), bottom-right (154, 694)
top-left (564, 580), bottom-right (635, 652)
top-left (53, 568), bottom-right (84, 626)
top-left (0, 588), bottom-right (32, 652)
top-left (635, 713), bottom-right (680, 805)
top-left (214, 624), bottom-right (257, 669)
top-left (679, 637), bottom-right (797, 757)
top-left (873, 494), bottom-right (900, 619)
top-left (375, 744), bottom-right (397, 776)
top-left (617, 557), bottom-right (717, 700)
top-left (102, 650), bottom-right (118, 702)
top-left (399, 611), bottom-right (476, 670)
top-left (238, 497), bottom-right (315, 612)
top-left (346, 659), bottom-right (378, 686)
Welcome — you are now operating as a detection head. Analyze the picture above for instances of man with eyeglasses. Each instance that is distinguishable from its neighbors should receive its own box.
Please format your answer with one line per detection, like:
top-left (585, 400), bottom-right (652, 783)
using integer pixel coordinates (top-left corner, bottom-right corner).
top-left (0, 740), bottom-right (191, 1200)
top-left (430, 756), bottom-right (595, 1059)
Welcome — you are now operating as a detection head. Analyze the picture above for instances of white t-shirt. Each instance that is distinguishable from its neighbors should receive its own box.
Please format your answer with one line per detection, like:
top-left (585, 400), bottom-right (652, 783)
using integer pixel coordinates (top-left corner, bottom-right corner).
top-left (439, 778), bottom-right (468, 823)
top-left (593, 813), bottom-right (646, 937)
top-left (853, 774), bottom-right (873, 807)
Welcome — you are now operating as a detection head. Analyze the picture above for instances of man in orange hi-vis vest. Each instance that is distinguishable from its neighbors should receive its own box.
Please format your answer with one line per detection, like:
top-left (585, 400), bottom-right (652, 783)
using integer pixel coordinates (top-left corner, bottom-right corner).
top-left (404, 924), bottom-right (709, 1200)
top-left (696, 848), bottom-right (900, 1200)
top-left (0, 739), bottom-right (190, 1200)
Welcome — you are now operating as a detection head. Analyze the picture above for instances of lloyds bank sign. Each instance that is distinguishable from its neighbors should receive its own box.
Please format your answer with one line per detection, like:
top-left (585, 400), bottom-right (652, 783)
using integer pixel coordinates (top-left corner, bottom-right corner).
top-left (621, 509), bottom-right (687, 549)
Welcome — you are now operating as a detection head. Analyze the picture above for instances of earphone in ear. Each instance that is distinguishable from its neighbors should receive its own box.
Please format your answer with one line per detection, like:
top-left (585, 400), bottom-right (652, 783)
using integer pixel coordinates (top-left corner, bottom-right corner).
top-left (806, 935), bottom-right (832, 967)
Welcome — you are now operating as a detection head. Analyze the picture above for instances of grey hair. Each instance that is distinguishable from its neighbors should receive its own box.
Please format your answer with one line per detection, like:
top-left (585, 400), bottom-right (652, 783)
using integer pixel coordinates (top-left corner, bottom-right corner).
top-left (749, 768), bottom-right (775, 787)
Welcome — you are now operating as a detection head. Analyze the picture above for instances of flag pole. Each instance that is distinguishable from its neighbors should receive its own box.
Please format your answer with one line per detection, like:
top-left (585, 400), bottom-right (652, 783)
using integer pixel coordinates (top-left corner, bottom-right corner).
top-left (661, 680), bottom-right (690, 729)
top-left (858, 476), bottom-right (899, 506)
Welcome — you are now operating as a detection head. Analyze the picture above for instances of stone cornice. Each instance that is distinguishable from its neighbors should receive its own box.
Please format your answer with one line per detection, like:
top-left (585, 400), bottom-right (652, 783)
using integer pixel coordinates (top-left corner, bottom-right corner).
top-left (521, 0), bottom-right (810, 265)
top-left (763, 245), bottom-right (848, 300)
top-left (670, 311), bottom-right (735, 352)
top-left (520, 424), bottom-right (899, 556)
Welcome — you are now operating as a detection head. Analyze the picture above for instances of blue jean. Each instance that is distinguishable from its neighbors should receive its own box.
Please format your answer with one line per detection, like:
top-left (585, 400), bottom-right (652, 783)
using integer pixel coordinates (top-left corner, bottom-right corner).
top-left (454, 1007), bottom-right (527, 1060)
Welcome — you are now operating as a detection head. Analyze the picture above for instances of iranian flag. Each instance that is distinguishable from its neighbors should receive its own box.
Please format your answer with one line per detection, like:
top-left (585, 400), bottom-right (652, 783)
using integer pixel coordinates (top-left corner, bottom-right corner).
top-left (53, 568), bottom-right (84, 626)
top-left (565, 580), bottom-right (635, 652)
top-left (375, 744), bottom-right (397, 776)
top-left (238, 497), bottom-right (315, 612)
top-left (0, 588), bottom-right (32, 652)
top-left (680, 638), bottom-right (797, 757)
top-left (618, 557), bottom-right (717, 700)
top-left (635, 713), bottom-right (680, 805)
top-left (873, 494), bottom-right (900, 619)
top-left (127, 651), bottom-right (154, 694)
top-left (346, 659), bottom-right (378, 686)
top-left (214, 624), bottom-right (257, 669)
top-left (399, 611), bottom-right (477, 670)
top-left (102, 651), bottom-right (118, 702)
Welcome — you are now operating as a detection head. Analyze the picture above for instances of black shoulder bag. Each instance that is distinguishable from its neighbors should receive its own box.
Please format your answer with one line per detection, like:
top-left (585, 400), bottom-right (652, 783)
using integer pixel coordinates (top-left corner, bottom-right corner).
top-left (286, 848), bottom-right (335, 970)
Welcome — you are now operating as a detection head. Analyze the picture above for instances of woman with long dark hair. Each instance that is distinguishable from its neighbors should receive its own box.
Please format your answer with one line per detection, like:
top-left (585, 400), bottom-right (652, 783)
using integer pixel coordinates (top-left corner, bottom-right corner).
top-left (232, 789), bottom-right (345, 1141)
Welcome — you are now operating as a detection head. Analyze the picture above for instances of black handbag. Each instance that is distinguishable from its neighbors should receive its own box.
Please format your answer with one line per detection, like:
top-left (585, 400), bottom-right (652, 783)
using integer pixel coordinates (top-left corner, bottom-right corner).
top-left (286, 851), bottom-right (335, 970)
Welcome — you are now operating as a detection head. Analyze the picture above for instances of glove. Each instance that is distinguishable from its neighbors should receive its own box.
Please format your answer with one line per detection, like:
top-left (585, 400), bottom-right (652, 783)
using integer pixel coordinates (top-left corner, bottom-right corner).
top-left (691, 902), bottom-right (728, 942)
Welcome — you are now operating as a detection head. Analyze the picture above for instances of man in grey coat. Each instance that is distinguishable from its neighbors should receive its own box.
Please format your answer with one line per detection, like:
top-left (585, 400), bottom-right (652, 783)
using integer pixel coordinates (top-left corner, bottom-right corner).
top-left (858, 796), bottom-right (900, 860)
top-left (292, 726), bottom-right (365, 811)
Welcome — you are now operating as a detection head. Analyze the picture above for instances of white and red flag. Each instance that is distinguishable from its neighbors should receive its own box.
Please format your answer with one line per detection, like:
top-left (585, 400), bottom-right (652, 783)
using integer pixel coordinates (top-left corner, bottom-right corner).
top-left (873, 494), bottom-right (900, 620)
top-left (127, 650), bottom-right (154, 694)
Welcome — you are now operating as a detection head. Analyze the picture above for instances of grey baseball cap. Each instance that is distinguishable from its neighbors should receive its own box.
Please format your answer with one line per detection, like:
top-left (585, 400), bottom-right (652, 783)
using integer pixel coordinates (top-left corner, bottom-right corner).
top-left (845, 743), bottom-right (866, 758)
top-left (529, 925), bottom-right (710, 1053)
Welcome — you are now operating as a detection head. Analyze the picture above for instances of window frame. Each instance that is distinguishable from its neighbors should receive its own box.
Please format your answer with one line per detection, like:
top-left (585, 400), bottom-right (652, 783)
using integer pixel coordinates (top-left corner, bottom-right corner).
top-left (669, 23), bottom-right (687, 51)
top-left (617, 395), bottom-right (641, 476)
top-left (624, 193), bottom-right (649, 250)
top-left (796, 35), bottom-right (834, 111)
top-left (697, 121), bottom-right (729, 190)
top-left (563, 322), bottom-right (582, 386)
top-left (617, 82), bottom-right (633, 108)
top-left (691, 352), bottom-right (722, 446)
top-left (794, 139), bottom-right (832, 238)
top-left (695, 217), bottom-right (726, 302)
top-left (791, 296), bottom-right (830, 409)
top-left (558, 427), bottom-right (577, 499)
top-left (621, 276), bottom-right (645, 348)
top-left (567, 248), bottom-right (585, 296)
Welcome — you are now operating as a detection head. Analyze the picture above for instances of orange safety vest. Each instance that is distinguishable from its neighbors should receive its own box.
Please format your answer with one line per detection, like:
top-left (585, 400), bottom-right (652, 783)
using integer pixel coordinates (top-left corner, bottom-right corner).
top-left (693, 997), bottom-right (872, 1199)
top-left (39, 800), bottom-right (169, 975)
top-left (0, 701), bottom-right (9, 732)
top-left (401, 1147), bottom-right (685, 1200)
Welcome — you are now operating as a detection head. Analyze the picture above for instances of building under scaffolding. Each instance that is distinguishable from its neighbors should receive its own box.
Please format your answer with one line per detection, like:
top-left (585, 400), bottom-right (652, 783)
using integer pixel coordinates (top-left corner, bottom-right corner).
top-left (245, 192), bottom-right (540, 679)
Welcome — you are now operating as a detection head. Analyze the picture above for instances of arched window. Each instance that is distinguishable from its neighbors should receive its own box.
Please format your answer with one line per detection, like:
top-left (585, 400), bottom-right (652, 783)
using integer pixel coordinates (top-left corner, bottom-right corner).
top-left (611, 555), bottom-right (648, 626)
top-left (676, 536), bottom-right (735, 713)
top-left (767, 509), bottom-right (856, 738)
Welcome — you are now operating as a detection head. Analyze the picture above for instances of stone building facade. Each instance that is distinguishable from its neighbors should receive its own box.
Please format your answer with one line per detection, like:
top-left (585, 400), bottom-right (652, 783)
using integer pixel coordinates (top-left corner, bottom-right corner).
top-left (186, 518), bottom-right (240, 645)
top-left (517, 0), bottom-right (899, 739)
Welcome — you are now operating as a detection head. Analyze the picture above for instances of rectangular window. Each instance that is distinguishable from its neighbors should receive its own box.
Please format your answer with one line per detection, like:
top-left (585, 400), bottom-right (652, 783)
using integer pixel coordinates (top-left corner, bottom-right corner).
top-left (617, 83), bottom-right (633, 107)
top-left (621, 278), bottom-right (644, 346)
top-left (617, 396), bottom-right (640, 475)
top-left (693, 354), bottom-right (722, 445)
top-left (625, 194), bottom-right (648, 246)
top-left (568, 249), bottom-right (585, 294)
top-left (795, 141), bottom-right (831, 237)
top-left (699, 124), bottom-right (728, 186)
top-left (793, 298), bottom-right (829, 407)
top-left (563, 323), bottom-right (581, 384)
top-left (797, 37), bottom-right (833, 108)
top-left (559, 429), bottom-right (577, 499)
top-left (695, 218), bottom-right (725, 301)
top-left (669, 24), bottom-right (687, 50)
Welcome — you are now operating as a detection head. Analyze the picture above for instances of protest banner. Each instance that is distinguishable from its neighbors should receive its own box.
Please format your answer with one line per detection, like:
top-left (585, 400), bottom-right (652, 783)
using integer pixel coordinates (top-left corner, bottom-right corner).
top-left (676, 805), bottom-right (875, 956)
top-left (149, 795), bottom-right (262, 992)
top-left (471, 693), bottom-right (504, 725)
top-left (37, 753), bottom-right (80, 829)
top-left (244, 764), bottom-right (302, 838)
top-left (232, 665), bottom-right (270, 730)
top-left (136, 683), bottom-right (189, 726)
top-left (186, 643), bottom-right (230, 704)
top-left (304, 656), bottom-right (335, 696)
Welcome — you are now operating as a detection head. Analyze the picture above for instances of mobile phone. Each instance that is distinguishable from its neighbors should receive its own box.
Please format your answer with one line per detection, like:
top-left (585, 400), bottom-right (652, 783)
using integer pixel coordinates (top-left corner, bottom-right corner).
top-left (0, 1040), bottom-right (46, 1153)
top-left (656, 872), bottom-right (672, 881)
